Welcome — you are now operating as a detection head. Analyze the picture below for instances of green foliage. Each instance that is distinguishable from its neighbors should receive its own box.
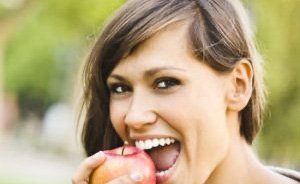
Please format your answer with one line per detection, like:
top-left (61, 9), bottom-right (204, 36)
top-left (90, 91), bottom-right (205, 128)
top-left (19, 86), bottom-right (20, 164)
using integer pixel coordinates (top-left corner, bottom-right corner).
top-left (4, 0), bottom-right (125, 116)
top-left (0, 6), bottom-right (10, 18)
top-left (254, 0), bottom-right (300, 165)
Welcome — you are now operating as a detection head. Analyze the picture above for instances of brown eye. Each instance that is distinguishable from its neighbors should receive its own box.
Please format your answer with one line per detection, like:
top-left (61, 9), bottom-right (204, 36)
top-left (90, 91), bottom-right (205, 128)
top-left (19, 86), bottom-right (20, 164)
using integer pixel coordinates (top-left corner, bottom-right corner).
top-left (154, 77), bottom-right (181, 90)
top-left (109, 83), bottom-right (131, 94)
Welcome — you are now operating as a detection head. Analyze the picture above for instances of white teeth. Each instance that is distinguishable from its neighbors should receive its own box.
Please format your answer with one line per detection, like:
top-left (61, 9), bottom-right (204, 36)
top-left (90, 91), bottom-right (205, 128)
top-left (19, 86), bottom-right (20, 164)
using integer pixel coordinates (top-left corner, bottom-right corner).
top-left (156, 170), bottom-right (166, 177)
top-left (145, 139), bottom-right (152, 149)
top-left (135, 137), bottom-right (176, 150)
top-left (155, 162), bottom-right (176, 176)
top-left (137, 140), bottom-right (144, 148)
top-left (166, 138), bottom-right (171, 145)
top-left (159, 138), bottom-right (166, 146)
top-left (153, 138), bottom-right (159, 147)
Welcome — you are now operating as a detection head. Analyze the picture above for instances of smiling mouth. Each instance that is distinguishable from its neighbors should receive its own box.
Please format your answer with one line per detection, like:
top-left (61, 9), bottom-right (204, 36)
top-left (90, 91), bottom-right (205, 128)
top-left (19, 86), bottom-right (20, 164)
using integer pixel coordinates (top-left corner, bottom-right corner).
top-left (134, 138), bottom-right (181, 182)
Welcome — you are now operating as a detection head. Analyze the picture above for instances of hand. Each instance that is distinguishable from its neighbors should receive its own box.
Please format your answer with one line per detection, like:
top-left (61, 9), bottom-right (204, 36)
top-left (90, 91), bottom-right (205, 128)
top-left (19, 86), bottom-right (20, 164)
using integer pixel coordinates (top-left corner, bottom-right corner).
top-left (105, 171), bottom-right (143, 184)
top-left (72, 151), bottom-right (144, 184)
top-left (72, 151), bottom-right (106, 184)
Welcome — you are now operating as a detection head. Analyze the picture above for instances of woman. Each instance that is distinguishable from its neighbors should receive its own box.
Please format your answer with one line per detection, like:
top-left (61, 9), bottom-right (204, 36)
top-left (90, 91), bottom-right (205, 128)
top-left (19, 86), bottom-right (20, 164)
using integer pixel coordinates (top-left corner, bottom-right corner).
top-left (73, 0), bottom-right (300, 183)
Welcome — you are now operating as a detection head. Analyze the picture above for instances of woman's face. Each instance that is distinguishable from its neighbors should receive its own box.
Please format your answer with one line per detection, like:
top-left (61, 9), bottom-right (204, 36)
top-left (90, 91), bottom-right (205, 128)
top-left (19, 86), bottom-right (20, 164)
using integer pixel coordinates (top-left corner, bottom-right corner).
top-left (107, 22), bottom-right (234, 184)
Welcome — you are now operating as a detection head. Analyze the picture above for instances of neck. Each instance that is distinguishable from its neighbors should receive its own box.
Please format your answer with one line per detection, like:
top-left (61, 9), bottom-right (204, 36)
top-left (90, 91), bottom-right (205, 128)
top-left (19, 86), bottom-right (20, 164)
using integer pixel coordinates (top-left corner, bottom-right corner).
top-left (204, 137), bottom-right (260, 183)
top-left (204, 114), bottom-right (297, 184)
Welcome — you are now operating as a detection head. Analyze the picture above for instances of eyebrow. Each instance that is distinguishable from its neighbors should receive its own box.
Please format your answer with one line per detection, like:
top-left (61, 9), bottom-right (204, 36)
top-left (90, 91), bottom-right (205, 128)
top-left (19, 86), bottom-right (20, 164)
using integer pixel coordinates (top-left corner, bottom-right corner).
top-left (107, 66), bottom-right (186, 83)
top-left (144, 66), bottom-right (186, 77)
top-left (107, 74), bottom-right (128, 83)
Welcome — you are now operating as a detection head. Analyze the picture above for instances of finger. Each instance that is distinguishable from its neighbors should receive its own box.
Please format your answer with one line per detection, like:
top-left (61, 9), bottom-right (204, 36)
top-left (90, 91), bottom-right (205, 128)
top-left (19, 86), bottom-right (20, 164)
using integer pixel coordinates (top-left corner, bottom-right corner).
top-left (106, 171), bottom-right (144, 184)
top-left (72, 151), bottom-right (106, 183)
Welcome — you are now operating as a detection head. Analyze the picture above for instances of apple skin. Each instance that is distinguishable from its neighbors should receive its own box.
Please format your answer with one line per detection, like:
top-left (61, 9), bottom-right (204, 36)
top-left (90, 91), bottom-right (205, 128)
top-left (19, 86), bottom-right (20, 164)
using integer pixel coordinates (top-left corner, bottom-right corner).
top-left (90, 146), bottom-right (156, 184)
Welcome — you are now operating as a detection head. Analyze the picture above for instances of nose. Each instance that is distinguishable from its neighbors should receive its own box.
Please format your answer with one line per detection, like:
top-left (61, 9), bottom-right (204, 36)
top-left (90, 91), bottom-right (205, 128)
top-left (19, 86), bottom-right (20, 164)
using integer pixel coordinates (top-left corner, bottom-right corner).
top-left (124, 92), bottom-right (157, 130)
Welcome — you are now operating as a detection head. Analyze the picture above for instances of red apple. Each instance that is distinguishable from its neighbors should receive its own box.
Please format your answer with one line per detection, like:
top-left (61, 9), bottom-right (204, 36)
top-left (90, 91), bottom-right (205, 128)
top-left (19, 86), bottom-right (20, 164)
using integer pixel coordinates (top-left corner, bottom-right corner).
top-left (90, 145), bottom-right (156, 184)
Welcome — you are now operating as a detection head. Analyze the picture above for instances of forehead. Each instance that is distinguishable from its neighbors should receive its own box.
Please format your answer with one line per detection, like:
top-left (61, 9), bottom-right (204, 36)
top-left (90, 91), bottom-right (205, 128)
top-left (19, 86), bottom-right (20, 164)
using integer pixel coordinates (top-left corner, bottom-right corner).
top-left (110, 21), bottom-right (196, 75)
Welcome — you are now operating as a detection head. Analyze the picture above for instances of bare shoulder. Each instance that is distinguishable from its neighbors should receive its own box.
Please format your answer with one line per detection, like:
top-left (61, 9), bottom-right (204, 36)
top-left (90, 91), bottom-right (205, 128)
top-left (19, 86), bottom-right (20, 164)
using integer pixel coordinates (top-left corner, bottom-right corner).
top-left (268, 166), bottom-right (300, 184)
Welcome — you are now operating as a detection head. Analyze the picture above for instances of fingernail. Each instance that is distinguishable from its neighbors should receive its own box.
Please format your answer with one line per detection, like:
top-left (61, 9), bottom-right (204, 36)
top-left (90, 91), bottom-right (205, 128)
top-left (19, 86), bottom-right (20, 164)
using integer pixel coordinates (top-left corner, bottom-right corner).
top-left (130, 171), bottom-right (143, 182)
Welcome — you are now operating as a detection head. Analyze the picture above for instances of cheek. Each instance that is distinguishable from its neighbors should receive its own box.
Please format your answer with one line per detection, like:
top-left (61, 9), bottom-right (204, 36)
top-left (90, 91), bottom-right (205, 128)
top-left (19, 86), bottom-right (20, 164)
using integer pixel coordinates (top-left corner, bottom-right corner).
top-left (160, 89), bottom-right (229, 145)
top-left (109, 101), bottom-right (128, 139)
top-left (182, 84), bottom-right (229, 143)
top-left (184, 94), bottom-right (230, 179)
top-left (157, 83), bottom-right (227, 131)
top-left (158, 84), bottom-right (230, 173)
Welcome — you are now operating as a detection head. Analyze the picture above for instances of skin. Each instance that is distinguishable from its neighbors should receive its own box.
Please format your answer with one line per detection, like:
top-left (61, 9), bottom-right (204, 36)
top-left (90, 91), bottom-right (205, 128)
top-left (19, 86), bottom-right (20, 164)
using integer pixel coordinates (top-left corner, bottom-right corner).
top-left (72, 22), bottom-right (298, 184)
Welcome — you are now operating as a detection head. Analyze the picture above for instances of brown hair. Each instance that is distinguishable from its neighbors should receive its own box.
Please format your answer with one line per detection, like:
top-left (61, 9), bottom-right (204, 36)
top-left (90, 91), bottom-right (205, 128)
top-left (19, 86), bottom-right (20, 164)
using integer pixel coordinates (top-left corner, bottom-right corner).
top-left (81, 0), bottom-right (265, 156)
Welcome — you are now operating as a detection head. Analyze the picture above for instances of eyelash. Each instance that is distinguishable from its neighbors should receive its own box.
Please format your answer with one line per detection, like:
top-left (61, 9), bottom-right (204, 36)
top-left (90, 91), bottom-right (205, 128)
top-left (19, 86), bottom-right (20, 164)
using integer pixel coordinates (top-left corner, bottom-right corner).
top-left (108, 77), bottom-right (181, 95)
top-left (109, 83), bottom-right (132, 94)
top-left (153, 77), bottom-right (181, 90)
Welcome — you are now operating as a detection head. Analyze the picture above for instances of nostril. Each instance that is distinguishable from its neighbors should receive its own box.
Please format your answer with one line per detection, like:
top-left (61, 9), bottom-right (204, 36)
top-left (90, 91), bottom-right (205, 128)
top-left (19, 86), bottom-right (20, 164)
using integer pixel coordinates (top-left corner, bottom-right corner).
top-left (124, 110), bottom-right (157, 128)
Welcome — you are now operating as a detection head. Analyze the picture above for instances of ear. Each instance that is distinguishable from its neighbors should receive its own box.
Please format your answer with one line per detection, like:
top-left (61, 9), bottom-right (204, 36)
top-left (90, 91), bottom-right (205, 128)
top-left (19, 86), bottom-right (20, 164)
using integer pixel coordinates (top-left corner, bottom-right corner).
top-left (226, 59), bottom-right (253, 111)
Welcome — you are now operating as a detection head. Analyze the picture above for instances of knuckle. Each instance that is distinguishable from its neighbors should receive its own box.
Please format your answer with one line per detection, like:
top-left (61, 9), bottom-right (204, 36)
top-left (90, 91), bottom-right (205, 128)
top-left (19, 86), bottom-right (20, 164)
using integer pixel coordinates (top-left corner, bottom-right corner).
top-left (83, 157), bottom-right (94, 169)
top-left (71, 176), bottom-right (78, 184)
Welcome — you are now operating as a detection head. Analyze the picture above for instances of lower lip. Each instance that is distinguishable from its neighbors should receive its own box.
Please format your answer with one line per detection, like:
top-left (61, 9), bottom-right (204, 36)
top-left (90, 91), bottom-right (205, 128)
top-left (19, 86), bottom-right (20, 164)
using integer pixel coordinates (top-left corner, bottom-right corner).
top-left (155, 151), bottom-right (180, 184)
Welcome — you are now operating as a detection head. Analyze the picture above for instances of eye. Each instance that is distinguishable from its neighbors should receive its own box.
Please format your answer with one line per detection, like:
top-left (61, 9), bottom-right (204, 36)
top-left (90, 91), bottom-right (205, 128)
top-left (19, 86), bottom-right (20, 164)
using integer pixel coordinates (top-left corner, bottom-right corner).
top-left (109, 83), bottom-right (132, 94)
top-left (154, 77), bottom-right (181, 90)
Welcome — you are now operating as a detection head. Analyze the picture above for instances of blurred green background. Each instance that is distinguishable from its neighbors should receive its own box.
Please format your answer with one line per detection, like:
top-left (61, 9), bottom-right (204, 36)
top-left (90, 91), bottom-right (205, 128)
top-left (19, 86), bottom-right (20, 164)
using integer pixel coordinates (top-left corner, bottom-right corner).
top-left (0, 0), bottom-right (299, 183)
